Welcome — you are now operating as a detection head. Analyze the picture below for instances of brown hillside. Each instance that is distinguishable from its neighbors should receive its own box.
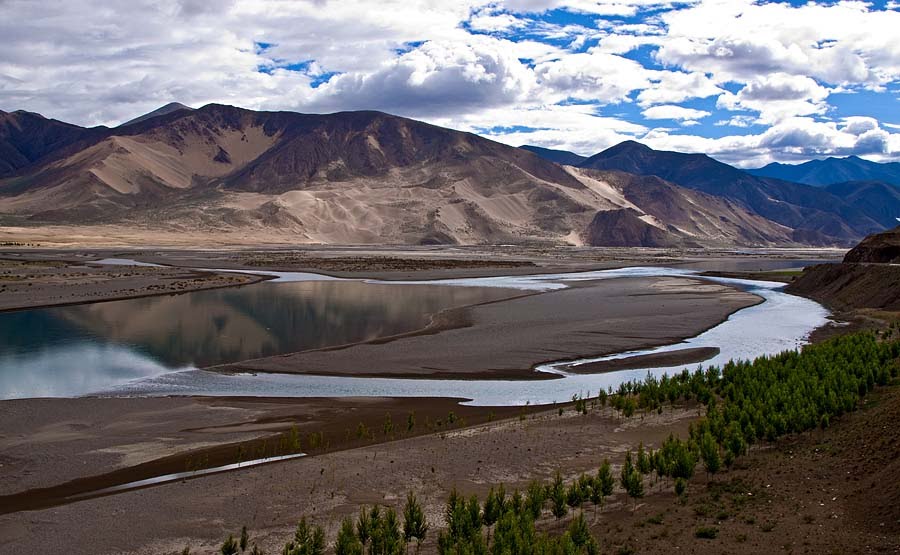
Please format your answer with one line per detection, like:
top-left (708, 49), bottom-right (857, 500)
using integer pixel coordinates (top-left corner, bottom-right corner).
top-left (843, 226), bottom-right (900, 263)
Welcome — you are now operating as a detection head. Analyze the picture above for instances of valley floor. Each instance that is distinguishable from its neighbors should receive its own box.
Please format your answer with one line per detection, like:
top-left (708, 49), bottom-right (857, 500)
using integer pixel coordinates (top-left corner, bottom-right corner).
top-left (0, 247), bottom-right (864, 554)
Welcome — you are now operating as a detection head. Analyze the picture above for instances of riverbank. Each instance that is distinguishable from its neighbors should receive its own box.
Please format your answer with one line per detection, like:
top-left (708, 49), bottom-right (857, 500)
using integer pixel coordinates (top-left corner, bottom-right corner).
top-left (217, 275), bottom-right (759, 380)
top-left (0, 256), bottom-right (265, 312)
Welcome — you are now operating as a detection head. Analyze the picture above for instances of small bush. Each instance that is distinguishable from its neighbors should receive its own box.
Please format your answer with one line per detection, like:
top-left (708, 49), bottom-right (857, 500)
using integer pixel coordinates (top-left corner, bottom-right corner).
top-left (695, 526), bottom-right (719, 539)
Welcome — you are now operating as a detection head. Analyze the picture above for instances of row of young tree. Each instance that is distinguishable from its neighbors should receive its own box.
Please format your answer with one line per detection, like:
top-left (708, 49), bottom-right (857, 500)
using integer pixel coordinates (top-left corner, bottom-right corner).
top-left (213, 331), bottom-right (898, 555)
top-left (613, 332), bottom-right (900, 498)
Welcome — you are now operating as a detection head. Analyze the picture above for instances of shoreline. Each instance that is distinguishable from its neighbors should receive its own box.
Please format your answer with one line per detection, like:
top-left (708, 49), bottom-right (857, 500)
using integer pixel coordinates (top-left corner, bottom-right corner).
top-left (210, 275), bottom-right (760, 381)
top-left (0, 271), bottom-right (275, 314)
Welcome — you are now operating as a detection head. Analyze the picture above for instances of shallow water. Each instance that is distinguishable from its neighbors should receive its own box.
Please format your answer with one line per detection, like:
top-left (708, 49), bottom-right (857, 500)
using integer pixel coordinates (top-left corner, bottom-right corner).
top-left (0, 262), bottom-right (830, 403)
top-left (95, 267), bottom-right (830, 406)
top-left (0, 279), bottom-right (514, 398)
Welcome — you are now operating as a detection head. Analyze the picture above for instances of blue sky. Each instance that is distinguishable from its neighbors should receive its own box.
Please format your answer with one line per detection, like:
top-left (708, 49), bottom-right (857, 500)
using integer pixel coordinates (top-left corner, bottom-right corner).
top-left (1, 0), bottom-right (899, 167)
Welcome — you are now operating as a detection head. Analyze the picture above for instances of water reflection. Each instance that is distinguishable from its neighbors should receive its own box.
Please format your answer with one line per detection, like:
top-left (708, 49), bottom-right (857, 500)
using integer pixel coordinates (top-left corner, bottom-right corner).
top-left (0, 281), bottom-right (514, 398)
top-left (0, 266), bottom-right (831, 403)
top-left (107, 272), bottom-right (830, 406)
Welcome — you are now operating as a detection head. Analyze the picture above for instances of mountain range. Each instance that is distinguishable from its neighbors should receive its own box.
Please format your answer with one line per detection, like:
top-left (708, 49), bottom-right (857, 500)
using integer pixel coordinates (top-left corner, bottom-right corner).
top-left (0, 102), bottom-right (898, 247)
top-left (748, 156), bottom-right (900, 187)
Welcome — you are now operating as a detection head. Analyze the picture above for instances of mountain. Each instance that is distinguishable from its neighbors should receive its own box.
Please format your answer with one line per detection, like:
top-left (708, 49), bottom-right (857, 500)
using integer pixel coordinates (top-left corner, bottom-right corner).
top-left (119, 102), bottom-right (194, 127)
top-left (579, 140), bottom-right (884, 245)
top-left (0, 104), bottom-right (802, 247)
top-left (519, 145), bottom-right (586, 166)
top-left (749, 156), bottom-right (900, 187)
top-left (573, 168), bottom-right (791, 247)
top-left (824, 181), bottom-right (900, 229)
top-left (0, 110), bottom-right (106, 177)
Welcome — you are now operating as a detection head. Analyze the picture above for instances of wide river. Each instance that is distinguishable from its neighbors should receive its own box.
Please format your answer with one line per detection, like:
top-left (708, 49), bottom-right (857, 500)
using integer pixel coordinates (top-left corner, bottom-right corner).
top-left (0, 263), bottom-right (830, 406)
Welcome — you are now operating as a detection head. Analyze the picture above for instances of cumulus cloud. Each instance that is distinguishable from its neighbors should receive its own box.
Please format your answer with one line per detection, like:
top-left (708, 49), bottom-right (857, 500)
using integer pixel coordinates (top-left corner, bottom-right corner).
top-left (533, 51), bottom-right (652, 103)
top-left (656, 1), bottom-right (900, 86)
top-left (0, 0), bottom-right (898, 165)
top-left (717, 73), bottom-right (831, 124)
top-left (303, 37), bottom-right (538, 117)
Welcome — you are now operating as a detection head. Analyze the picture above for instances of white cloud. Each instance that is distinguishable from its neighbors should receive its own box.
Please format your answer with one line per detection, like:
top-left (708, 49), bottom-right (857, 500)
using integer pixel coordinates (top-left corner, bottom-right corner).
top-left (441, 103), bottom-right (645, 156)
top-left (716, 73), bottom-right (831, 124)
top-left (714, 115), bottom-right (755, 128)
top-left (533, 51), bottom-right (653, 103)
top-left (640, 117), bottom-right (900, 167)
top-left (0, 0), bottom-right (898, 167)
top-left (642, 104), bottom-right (710, 121)
top-left (635, 70), bottom-right (723, 107)
top-left (303, 36), bottom-right (538, 117)
top-left (656, 0), bottom-right (900, 87)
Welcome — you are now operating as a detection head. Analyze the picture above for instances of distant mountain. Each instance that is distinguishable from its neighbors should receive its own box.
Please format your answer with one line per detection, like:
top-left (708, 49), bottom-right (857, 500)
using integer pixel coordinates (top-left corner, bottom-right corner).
top-left (0, 104), bottom-right (803, 247)
top-left (578, 140), bottom-right (884, 245)
top-left (749, 156), bottom-right (900, 187)
top-left (119, 102), bottom-right (194, 127)
top-left (519, 145), bottom-right (586, 166)
top-left (824, 181), bottom-right (900, 229)
top-left (0, 110), bottom-right (106, 177)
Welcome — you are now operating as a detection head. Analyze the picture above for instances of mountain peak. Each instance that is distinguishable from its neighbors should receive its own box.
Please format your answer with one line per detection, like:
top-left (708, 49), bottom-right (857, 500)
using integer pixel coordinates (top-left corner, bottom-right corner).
top-left (601, 140), bottom-right (653, 155)
top-left (119, 102), bottom-right (193, 127)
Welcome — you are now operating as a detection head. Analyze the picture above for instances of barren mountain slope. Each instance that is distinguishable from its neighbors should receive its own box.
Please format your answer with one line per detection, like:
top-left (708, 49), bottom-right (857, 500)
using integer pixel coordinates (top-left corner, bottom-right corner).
top-left (0, 110), bottom-right (107, 177)
top-left (579, 141), bottom-right (882, 244)
top-left (571, 168), bottom-right (793, 246)
top-left (0, 104), bottom-right (802, 246)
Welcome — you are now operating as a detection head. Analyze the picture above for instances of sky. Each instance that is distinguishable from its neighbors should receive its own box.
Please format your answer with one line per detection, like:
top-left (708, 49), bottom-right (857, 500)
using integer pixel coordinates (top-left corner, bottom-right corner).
top-left (1, 0), bottom-right (899, 168)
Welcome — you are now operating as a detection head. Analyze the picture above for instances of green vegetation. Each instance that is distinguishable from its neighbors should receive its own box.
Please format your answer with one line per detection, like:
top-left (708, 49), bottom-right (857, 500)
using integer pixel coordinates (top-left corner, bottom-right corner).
top-left (212, 332), bottom-right (897, 555)
top-left (403, 492), bottom-right (428, 552)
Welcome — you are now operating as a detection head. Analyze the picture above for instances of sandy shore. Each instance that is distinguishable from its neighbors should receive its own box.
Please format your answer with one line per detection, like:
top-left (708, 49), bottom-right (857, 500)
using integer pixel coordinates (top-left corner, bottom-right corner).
top-left (218, 276), bottom-right (758, 379)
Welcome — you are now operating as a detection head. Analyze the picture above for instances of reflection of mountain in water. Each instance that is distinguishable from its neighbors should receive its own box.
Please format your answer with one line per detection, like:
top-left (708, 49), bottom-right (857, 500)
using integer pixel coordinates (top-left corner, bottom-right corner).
top-left (13, 281), bottom-right (513, 368)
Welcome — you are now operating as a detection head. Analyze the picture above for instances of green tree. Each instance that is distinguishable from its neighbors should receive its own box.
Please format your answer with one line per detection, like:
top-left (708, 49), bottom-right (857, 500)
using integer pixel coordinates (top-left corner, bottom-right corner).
top-left (383, 413), bottom-right (394, 437)
top-left (403, 492), bottom-right (428, 553)
top-left (357, 506), bottom-right (375, 550)
top-left (620, 452), bottom-right (644, 511)
top-left (381, 507), bottom-right (404, 555)
top-left (551, 471), bottom-right (568, 520)
top-left (699, 431), bottom-right (721, 479)
top-left (482, 487), bottom-right (501, 530)
top-left (221, 535), bottom-right (238, 555)
top-left (240, 526), bottom-right (249, 552)
top-left (336, 517), bottom-right (363, 555)
top-left (567, 513), bottom-right (592, 548)
top-left (525, 480), bottom-right (545, 520)
top-left (636, 442), bottom-right (651, 475)
top-left (566, 480), bottom-right (584, 513)
top-left (283, 517), bottom-right (325, 555)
